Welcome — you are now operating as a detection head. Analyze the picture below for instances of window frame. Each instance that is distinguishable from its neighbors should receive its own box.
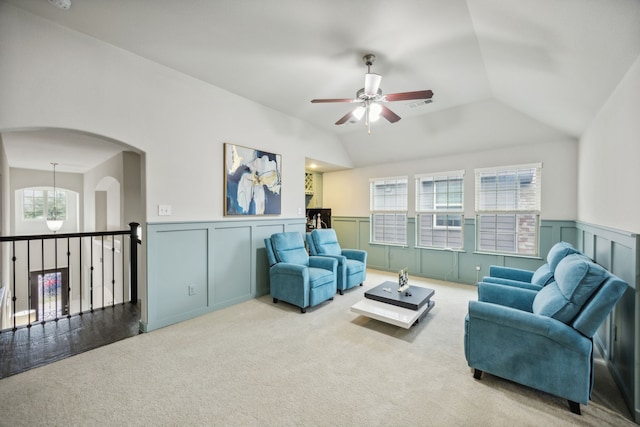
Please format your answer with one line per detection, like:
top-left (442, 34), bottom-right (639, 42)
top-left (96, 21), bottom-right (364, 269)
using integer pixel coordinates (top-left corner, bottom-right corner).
top-left (22, 188), bottom-right (46, 220)
top-left (415, 170), bottom-right (465, 250)
top-left (474, 163), bottom-right (542, 256)
top-left (22, 187), bottom-right (68, 222)
top-left (369, 176), bottom-right (408, 246)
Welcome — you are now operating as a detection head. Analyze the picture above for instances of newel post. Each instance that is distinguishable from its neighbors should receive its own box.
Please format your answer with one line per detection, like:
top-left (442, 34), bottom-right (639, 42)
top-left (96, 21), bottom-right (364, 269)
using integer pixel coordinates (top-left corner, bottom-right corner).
top-left (129, 222), bottom-right (140, 304)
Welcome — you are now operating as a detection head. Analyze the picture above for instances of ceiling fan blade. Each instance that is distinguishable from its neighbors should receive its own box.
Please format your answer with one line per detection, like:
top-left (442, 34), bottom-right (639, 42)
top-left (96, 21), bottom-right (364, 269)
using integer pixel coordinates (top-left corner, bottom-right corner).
top-left (364, 73), bottom-right (382, 96)
top-left (311, 98), bottom-right (357, 103)
top-left (335, 109), bottom-right (357, 125)
top-left (380, 105), bottom-right (401, 123)
top-left (384, 90), bottom-right (433, 102)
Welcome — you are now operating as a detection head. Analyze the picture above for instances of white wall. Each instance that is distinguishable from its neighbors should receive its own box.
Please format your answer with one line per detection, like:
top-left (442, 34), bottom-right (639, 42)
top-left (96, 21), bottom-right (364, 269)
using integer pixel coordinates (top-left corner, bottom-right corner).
top-left (0, 3), bottom-right (351, 224)
top-left (323, 139), bottom-right (578, 220)
top-left (0, 137), bottom-right (8, 236)
top-left (578, 55), bottom-right (640, 234)
top-left (0, 136), bottom-right (10, 329)
top-left (83, 152), bottom-right (124, 232)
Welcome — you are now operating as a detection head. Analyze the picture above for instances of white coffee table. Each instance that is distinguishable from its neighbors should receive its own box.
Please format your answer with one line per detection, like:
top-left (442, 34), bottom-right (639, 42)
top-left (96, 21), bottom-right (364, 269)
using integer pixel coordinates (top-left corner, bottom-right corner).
top-left (351, 282), bottom-right (435, 329)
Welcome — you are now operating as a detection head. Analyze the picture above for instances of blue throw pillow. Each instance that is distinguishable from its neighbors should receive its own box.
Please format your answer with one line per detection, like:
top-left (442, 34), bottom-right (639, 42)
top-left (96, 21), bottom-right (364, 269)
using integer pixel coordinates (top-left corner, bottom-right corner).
top-left (532, 254), bottom-right (608, 324)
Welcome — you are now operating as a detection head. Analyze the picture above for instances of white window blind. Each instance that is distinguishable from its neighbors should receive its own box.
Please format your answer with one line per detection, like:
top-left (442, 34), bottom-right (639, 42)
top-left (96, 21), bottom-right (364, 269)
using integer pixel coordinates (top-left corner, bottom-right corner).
top-left (415, 171), bottom-right (464, 249)
top-left (370, 176), bottom-right (408, 245)
top-left (475, 163), bottom-right (541, 256)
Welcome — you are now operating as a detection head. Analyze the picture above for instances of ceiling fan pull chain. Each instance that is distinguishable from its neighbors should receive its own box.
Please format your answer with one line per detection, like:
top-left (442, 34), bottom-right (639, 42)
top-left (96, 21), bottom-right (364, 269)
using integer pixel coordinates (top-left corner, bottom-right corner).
top-left (365, 103), bottom-right (369, 126)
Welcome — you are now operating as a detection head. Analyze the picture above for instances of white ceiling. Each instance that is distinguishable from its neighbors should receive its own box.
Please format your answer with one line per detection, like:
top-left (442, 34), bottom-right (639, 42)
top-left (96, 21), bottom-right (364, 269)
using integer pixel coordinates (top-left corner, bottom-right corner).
top-left (2, 129), bottom-right (127, 173)
top-left (3, 0), bottom-right (640, 172)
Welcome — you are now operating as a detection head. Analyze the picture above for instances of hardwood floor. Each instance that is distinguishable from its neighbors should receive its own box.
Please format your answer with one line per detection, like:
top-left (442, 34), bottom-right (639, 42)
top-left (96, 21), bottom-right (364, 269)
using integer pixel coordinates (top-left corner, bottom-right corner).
top-left (0, 303), bottom-right (141, 379)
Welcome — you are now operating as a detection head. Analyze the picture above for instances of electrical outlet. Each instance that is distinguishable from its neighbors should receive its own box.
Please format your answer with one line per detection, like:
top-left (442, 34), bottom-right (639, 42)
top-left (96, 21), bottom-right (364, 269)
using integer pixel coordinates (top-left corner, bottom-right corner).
top-left (158, 204), bottom-right (172, 216)
top-left (188, 284), bottom-right (196, 296)
top-left (475, 265), bottom-right (481, 271)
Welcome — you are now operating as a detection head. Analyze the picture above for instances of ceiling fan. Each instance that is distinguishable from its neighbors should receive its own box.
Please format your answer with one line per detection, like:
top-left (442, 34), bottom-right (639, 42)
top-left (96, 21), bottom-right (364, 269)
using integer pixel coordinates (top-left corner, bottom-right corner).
top-left (311, 54), bottom-right (433, 134)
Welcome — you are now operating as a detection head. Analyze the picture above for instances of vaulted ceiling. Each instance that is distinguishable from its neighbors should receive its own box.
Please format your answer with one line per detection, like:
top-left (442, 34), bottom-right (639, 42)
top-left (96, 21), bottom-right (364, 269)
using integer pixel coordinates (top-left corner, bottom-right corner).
top-left (3, 0), bottom-right (640, 172)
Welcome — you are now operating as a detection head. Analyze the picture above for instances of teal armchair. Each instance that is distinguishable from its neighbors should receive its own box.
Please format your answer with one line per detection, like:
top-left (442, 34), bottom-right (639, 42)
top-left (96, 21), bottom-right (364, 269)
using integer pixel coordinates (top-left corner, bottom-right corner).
top-left (465, 254), bottom-right (628, 414)
top-left (265, 232), bottom-right (337, 313)
top-left (482, 241), bottom-right (581, 291)
top-left (306, 229), bottom-right (367, 295)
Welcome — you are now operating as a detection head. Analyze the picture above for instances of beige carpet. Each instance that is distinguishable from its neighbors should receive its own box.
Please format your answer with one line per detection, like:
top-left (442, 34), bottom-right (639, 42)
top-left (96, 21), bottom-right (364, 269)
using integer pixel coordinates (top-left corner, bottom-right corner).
top-left (0, 269), bottom-right (634, 426)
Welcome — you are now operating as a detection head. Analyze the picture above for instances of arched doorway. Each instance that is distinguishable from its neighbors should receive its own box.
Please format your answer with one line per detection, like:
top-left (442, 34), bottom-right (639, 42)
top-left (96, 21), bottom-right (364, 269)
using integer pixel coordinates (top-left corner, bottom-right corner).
top-left (0, 127), bottom-right (146, 329)
top-left (94, 176), bottom-right (121, 232)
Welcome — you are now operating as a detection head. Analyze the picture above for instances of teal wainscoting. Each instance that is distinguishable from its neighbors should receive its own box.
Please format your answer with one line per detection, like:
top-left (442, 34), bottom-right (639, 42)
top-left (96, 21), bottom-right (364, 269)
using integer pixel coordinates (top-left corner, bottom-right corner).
top-left (332, 217), bottom-right (577, 285)
top-left (143, 218), bottom-right (306, 332)
top-left (576, 221), bottom-right (639, 423)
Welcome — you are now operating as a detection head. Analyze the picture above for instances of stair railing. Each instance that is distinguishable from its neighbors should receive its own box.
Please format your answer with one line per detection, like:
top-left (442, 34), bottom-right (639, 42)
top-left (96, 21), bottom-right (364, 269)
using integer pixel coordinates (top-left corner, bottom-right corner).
top-left (0, 222), bottom-right (140, 332)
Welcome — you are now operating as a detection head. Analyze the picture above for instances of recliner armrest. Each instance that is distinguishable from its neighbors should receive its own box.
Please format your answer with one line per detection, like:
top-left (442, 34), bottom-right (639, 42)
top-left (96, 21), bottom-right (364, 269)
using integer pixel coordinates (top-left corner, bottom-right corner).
top-left (481, 277), bottom-right (543, 291)
top-left (313, 254), bottom-right (346, 264)
top-left (271, 263), bottom-right (307, 277)
top-left (309, 255), bottom-right (338, 272)
top-left (477, 282), bottom-right (537, 312)
top-left (468, 301), bottom-right (588, 348)
top-left (488, 265), bottom-right (535, 282)
top-left (341, 249), bottom-right (367, 263)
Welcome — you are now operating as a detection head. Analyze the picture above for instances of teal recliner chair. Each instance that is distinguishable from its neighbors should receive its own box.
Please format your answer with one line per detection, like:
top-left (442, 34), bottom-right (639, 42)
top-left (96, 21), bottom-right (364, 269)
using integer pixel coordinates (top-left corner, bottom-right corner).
top-left (306, 229), bottom-right (367, 295)
top-left (482, 241), bottom-right (581, 291)
top-left (265, 232), bottom-right (337, 313)
top-left (465, 254), bottom-right (628, 414)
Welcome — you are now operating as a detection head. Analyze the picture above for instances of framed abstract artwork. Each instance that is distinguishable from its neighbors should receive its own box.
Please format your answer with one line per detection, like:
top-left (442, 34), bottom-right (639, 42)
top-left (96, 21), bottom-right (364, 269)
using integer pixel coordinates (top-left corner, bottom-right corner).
top-left (224, 143), bottom-right (282, 216)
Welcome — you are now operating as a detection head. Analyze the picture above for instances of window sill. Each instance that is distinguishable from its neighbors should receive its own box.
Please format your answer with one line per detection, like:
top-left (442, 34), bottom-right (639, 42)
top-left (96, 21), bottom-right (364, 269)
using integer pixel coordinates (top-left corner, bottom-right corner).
top-left (368, 242), bottom-right (409, 248)
top-left (415, 247), bottom-right (466, 253)
top-left (473, 251), bottom-right (543, 260)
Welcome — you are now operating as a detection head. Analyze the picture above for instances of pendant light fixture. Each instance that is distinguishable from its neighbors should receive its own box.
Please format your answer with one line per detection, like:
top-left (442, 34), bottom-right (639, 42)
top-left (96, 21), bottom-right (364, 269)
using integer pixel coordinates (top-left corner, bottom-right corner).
top-left (46, 162), bottom-right (63, 233)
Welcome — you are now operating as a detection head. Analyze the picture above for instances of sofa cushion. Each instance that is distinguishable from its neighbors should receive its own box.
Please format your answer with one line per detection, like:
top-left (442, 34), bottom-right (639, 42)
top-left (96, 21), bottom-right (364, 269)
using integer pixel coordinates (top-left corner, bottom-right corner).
top-left (546, 241), bottom-right (581, 272)
top-left (532, 254), bottom-right (609, 324)
top-left (531, 263), bottom-right (553, 287)
top-left (272, 232), bottom-right (309, 266)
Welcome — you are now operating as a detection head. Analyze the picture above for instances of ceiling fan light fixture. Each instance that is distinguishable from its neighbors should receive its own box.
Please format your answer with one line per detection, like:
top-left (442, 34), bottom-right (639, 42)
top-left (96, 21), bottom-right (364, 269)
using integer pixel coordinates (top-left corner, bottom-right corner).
top-left (364, 73), bottom-right (382, 96)
top-left (352, 106), bottom-right (365, 121)
top-left (369, 103), bottom-right (382, 122)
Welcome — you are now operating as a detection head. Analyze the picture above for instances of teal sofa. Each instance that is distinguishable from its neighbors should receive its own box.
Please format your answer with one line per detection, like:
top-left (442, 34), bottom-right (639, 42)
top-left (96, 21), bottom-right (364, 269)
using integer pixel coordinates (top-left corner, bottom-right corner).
top-left (265, 232), bottom-right (337, 313)
top-left (465, 253), bottom-right (628, 414)
top-left (306, 228), bottom-right (367, 295)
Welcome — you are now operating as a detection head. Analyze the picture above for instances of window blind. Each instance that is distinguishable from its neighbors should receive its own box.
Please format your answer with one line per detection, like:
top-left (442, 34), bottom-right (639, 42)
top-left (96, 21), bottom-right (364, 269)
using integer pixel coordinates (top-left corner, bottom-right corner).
top-left (415, 171), bottom-right (464, 249)
top-left (475, 164), bottom-right (541, 255)
top-left (370, 176), bottom-right (408, 245)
